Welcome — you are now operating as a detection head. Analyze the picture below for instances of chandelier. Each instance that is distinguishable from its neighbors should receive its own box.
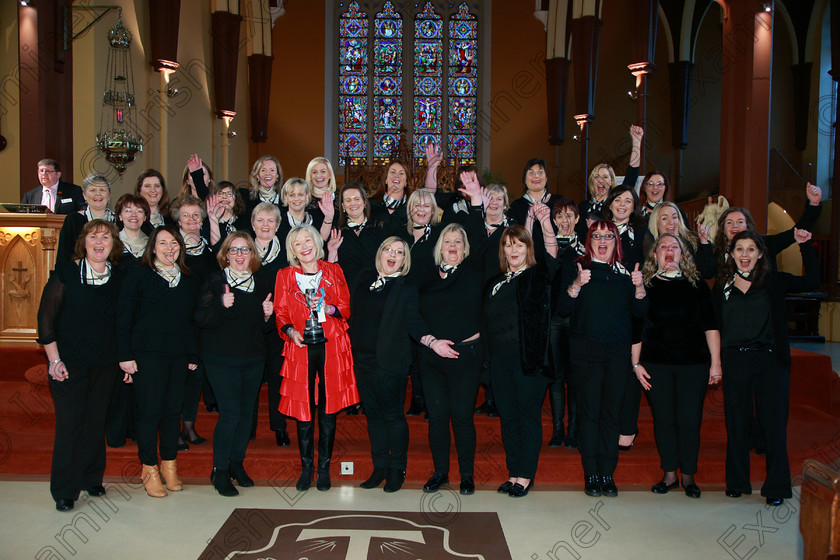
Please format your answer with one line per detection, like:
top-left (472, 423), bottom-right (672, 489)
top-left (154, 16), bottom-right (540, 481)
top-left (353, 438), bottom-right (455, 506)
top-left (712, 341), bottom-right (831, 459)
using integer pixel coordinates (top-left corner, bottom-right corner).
top-left (95, 17), bottom-right (142, 174)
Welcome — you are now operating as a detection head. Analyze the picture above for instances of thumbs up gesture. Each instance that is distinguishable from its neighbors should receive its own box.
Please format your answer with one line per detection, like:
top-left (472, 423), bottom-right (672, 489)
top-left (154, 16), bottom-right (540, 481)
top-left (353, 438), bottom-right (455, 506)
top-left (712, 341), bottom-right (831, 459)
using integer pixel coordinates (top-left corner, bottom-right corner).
top-left (575, 262), bottom-right (591, 287)
top-left (222, 283), bottom-right (235, 308)
top-left (262, 292), bottom-right (274, 318)
top-left (631, 263), bottom-right (643, 287)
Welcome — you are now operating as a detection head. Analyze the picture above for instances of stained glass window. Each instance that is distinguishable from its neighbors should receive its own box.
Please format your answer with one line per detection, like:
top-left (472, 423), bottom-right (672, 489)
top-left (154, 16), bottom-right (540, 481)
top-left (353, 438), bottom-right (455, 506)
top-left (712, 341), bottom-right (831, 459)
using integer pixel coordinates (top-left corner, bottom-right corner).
top-left (337, 2), bottom-right (480, 167)
top-left (413, 3), bottom-right (443, 161)
top-left (372, 2), bottom-right (402, 160)
top-left (338, 2), bottom-right (368, 165)
top-left (448, 3), bottom-right (478, 166)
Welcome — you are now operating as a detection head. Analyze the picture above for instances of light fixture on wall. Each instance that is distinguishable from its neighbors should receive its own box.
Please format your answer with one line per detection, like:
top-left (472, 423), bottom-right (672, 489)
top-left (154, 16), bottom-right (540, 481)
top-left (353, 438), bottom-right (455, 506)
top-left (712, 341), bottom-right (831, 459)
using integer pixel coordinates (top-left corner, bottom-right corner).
top-left (95, 17), bottom-right (143, 174)
top-left (19, 1), bottom-right (31, 6)
top-left (761, 2), bottom-right (772, 13)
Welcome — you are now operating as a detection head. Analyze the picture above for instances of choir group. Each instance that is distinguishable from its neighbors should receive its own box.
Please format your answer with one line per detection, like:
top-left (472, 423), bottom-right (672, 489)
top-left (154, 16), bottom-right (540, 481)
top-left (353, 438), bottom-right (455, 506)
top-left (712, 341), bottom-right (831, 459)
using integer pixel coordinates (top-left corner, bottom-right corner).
top-left (32, 125), bottom-right (822, 511)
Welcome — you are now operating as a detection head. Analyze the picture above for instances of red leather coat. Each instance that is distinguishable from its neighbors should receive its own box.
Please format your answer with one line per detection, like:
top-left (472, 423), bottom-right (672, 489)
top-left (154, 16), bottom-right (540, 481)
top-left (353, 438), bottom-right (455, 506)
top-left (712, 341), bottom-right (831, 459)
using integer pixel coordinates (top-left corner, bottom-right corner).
top-left (274, 261), bottom-right (359, 420)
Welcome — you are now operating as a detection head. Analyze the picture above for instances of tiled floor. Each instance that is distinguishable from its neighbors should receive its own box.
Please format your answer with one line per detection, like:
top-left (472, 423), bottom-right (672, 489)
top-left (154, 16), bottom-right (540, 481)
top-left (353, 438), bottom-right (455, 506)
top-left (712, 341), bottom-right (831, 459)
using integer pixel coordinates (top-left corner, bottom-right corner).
top-left (1, 480), bottom-right (802, 560)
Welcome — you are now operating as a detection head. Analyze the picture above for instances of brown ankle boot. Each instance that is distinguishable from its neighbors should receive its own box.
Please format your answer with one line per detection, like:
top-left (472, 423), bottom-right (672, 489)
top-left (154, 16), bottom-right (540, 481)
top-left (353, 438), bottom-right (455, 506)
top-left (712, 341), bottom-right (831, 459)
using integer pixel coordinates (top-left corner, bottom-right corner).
top-left (160, 460), bottom-right (183, 491)
top-left (141, 464), bottom-right (168, 497)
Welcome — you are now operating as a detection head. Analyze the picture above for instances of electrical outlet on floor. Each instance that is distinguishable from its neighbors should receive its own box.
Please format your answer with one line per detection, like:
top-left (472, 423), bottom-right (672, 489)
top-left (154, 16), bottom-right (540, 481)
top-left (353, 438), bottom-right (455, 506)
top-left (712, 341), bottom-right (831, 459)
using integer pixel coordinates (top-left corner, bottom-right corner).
top-left (341, 462), bottom-right (354, 475)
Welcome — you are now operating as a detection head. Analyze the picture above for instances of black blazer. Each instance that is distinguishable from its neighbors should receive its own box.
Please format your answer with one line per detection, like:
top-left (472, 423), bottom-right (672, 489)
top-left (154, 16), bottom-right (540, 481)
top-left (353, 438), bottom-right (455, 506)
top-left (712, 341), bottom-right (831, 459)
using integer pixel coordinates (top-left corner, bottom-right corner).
top-left (350, 273), bottom-right (425, 374)
top-left (21, 181), bottom-right (84, 215)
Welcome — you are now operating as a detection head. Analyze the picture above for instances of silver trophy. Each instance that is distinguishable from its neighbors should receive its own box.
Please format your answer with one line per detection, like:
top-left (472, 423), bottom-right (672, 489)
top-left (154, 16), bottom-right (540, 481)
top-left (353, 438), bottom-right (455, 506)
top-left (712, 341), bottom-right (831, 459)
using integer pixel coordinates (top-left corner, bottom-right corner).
top-left (302, 288), bottom-right (328, 345)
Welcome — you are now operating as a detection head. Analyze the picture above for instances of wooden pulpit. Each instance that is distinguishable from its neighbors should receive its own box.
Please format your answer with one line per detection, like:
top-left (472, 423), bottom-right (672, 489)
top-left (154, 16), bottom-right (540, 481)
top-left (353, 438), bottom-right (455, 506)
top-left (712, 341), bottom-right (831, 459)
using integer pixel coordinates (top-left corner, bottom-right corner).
top-left (0, 213), bottom-right (65, 346)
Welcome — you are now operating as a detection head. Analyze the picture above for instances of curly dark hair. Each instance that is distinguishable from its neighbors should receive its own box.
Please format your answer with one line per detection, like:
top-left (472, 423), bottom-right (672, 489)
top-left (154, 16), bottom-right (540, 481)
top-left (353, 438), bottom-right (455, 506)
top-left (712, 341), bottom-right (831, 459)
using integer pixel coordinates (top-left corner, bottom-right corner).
top-left (717, 230), bottom-right (768, 287)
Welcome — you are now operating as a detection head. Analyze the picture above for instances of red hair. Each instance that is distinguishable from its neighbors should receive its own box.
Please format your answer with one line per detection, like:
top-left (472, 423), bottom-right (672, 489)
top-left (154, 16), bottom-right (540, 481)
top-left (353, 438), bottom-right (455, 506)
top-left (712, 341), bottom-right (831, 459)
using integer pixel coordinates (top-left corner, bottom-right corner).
top-left (578, 219), bottom-right (623, 267)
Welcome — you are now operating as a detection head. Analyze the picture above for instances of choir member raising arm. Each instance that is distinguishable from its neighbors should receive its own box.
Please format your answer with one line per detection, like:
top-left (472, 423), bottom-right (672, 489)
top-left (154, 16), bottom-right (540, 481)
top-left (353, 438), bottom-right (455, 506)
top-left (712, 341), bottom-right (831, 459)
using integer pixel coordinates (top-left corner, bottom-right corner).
top-left (713, 228), bottom-right (818, 507)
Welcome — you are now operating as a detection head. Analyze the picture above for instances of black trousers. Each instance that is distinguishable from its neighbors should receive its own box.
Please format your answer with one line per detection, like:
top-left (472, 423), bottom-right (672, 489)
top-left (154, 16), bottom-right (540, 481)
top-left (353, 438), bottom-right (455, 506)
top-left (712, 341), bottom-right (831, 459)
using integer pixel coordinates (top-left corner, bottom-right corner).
top-left (105, 378), bottom-right (136, 446)
top-left (296, 343), bottom-right (337, 469)
top-left (204, 354), bottom-right (264, 469)
top-left (133, 352), bottom-right (187, 466)
top-left (49, 364), bottom-right (118, 501)
top-left (355, 356), bottom-right (409, 469)
top-left (420, 339), bottom-right (481, 477)
top-left (549, 316), bottom-right (577, 433)
top-left (644, 362), bottom-right (709, 475)
top-left (181, 361), bottom-right (205, 423)
top-left (570, 340), bottom-right (630, 476)
top-left (249, 352), bottom-right (287, 437)
top-left (491, 356), bottom-right (550, 479)
top-left (722, 348), bottom-right (792, 498)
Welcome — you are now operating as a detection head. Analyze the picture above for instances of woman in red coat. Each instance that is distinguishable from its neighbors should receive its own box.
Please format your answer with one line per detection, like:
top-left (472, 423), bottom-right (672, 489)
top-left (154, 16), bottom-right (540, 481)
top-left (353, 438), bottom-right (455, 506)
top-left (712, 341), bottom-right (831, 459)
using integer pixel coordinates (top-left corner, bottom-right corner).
top-left (274, 224), bottom-right (359, 492)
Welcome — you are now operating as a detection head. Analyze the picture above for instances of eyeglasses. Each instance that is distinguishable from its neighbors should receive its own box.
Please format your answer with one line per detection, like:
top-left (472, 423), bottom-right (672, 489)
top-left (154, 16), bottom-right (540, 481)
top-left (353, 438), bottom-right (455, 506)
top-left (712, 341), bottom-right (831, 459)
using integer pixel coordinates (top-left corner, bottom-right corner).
top-left (217, 191), bottom-right (234, 199)
top-left (228, 247), bottom-right (252, 255)
top-left (645, 181), bottom-right (665, 187)
top-left (382, 247), bottom-right (405, 256)
top-left (122, 208), bottom-right (145, 215)
top-left (591, 233), bottom-right (616, 240)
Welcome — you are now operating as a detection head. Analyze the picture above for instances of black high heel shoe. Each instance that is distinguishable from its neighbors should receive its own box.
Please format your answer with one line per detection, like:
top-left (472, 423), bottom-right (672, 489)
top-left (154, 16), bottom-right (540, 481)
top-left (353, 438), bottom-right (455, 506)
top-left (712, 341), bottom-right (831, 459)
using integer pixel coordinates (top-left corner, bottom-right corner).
top-left (181, 430), bottom-right (206, 445)
top-left (618, 431), bottom-right (637, 451)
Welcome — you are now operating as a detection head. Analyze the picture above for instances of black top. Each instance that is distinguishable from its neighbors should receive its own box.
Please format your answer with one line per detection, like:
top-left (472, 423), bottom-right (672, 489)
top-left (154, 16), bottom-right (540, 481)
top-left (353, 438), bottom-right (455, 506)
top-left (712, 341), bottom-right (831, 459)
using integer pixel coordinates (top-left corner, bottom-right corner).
top-left (617, 226), bottom-right (645, 269)
top-left (720, 285), bottom-right (773, 348)
top-left (640, 277), bottom-right (716, 365)
top-left (256, 251), bottom-right (287, 355)
top-left (558, 261), bottom-right (648, 344)
top-left (184, 245), bottom-right (219, 282)
top-left (577, 166), bottom-right (640, 236)
top-left (117, 266), bottom-right (200, 361)
top-left (194, 270), bottom-right (273, 360)
top-left (56, 212), bottom-right (88, 263)
top-left (435, 191), bottom-right (471, 225)
top-left (712, 241), bottom-right (819, 366)
top-left (418, 256), bottom-right (483, 343)
top-left (37, 260), bottom-right (123, 368)
top-left (338, 219), bottom-right (389, 292)
top-left (349, 271), bottom-right (426, 373)
top-left (370, 199), bottom-right (408, 230)
top-left (398, 224), bottom-right (444, 288)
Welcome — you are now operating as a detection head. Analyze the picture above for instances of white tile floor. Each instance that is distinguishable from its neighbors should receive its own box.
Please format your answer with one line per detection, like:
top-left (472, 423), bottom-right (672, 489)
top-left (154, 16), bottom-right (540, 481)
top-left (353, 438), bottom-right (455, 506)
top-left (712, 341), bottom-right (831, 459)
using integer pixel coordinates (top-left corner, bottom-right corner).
top-left (0, 480), bottom-right (802, 560)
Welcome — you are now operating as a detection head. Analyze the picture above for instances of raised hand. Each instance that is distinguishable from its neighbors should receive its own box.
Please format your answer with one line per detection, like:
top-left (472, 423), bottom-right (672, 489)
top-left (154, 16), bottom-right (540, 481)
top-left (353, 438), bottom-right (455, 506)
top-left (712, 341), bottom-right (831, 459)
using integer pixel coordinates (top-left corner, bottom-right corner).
top-left (327, 229), bottom-right (343, 263)
top-left (262, 292), bottom-right (273, 318)
top-left (425, 142), bottom-right (442, 168)
top-left (631, 263), bottom-right (644, 287)
top-left (187, 153), bottom-right (202, 173)
top-left (576, 263), bottom-right (591, 287)
top-left (319, 192), bottom-right (335, 221)
top-left (458, 170), bottom-right (481, 201)
top-left (222, 284), bottom-right (235, 308)
top-left (206, 195), bottom-right (224, 221)
top-left (793, 228), bottom-right (812, 244)
top-left (805, 182), bottom-right (822, 206)
top-left (532, 202), bottom-right (551, 225)
top-left (630, 124), bottom-right (644, 143)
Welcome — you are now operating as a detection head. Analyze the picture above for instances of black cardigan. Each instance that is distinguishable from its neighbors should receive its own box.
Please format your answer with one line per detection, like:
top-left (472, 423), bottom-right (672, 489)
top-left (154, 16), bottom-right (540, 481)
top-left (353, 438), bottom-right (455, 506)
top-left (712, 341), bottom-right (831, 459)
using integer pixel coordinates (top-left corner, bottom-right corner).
top-left (117, 266), bottom-right (200, 362)
top-left (483, 255), bottom-right (557, 377)
top-left (349, 272), bottom-right (426, 374)
top-left (712, 241), bottom-right (819, 367)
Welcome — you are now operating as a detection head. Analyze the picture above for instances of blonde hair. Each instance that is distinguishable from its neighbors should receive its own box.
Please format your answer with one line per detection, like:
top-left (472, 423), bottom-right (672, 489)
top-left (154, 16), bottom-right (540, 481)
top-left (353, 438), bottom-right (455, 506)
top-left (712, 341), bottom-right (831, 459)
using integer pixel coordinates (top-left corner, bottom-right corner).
top-left (642, 233), bottom-right (699, 285)
top-left (280, 178), bottom-right (312, 207)
top-left (375, 237), bottom-right (411, 276)
top-left (285, 224), bottom-right (324, 267)
top-left (587, 163), bottom-right (616, 200)
top-left (406, 189), bottom-right (440, 234)
top-left (305, 157), bottom-right (337, 197)
top-left (433, 223), bottom-right (469, 267)
top-left (648, 202), bottom-right (698, 250)
top-left (248, 155), bottom-right (284, 200)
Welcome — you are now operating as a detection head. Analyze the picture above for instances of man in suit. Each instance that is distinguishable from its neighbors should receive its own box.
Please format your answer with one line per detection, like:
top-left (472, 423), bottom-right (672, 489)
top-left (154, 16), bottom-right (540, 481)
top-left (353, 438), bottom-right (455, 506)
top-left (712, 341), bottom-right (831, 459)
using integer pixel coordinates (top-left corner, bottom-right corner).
top-left (21, 159), bottom-right (85, 214)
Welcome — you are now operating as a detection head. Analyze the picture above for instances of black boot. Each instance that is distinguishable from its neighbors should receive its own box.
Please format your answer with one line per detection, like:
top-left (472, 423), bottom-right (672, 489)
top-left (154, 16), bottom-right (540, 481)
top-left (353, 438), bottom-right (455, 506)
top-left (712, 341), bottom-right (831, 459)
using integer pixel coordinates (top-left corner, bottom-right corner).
top-left (296, 420), bottom-right (315, 491)
top-left (564, 384), bottom-right (579, 449)
top-left (230, 461), bottom-right (254, 487)
top-left (360, 468), bottom-right (387, 489)
top-left (548, 420), bottom-right (565, 447)
top-left (383, 468), bottom-right (406, 493)
top-left (212, 468), bottom-right (238, 497)
top-left (316, 411), bottom-right (337, 491)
